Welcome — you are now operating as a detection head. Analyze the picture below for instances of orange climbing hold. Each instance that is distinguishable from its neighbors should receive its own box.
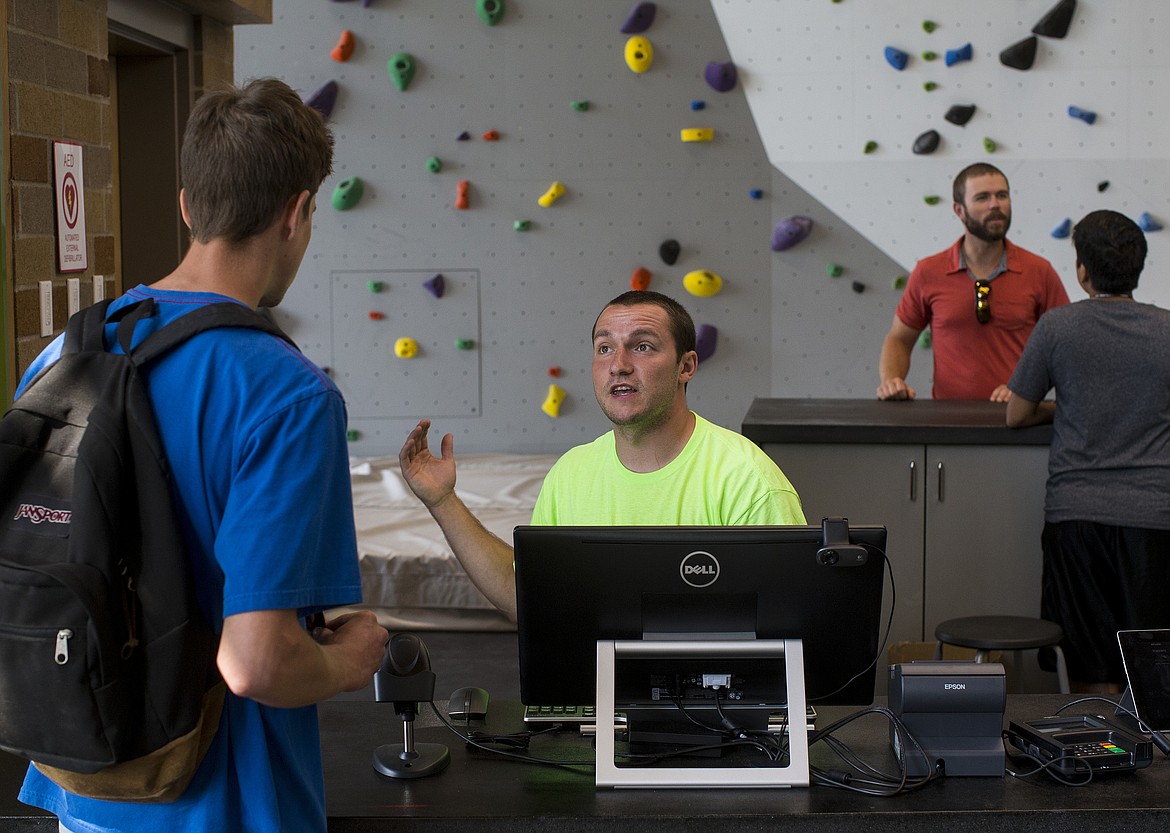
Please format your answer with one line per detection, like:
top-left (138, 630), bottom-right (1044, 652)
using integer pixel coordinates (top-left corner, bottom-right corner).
top-left (455, 180), bottom-right (470, 210)
top-left (631, 267), bottom-right (652, 291)
top-left (331, 30), bottom-right (355, 62)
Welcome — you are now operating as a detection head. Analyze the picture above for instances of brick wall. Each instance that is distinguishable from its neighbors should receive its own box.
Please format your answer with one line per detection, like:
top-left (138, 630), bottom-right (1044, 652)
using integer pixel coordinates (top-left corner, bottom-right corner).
top-left (4, 0), bottom-right (254, 381)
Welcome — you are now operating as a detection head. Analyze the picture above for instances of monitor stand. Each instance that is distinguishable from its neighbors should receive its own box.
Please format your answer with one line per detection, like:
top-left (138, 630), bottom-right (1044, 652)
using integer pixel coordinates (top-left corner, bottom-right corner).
top-left (594, 638), bottom-right (809, 788)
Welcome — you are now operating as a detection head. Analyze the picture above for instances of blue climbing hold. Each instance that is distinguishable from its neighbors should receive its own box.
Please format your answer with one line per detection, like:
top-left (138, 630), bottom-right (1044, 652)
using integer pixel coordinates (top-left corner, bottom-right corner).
top-left (945, 42), bottom-right (973, 66)
top-left (1139, 212), bottom-right (1163, 232)
top-left (748, 188), bottom-right (763, 200)
top-left (704, 61), bottom-right (738, 92)
top-left (884, 46), bottom-right (909, 71)
top-left (423, 273), bottom-right (445, 298)
top-left (620, 1), bottom-right (657, 34)
top-left (1051, 218), bottom-right (1072, 239)
top-left (305, 80), bottom-right (339, 120)
top-left (771, 216), bottom-right (813, 251)
top-left (695, 323), bottom-right (718, 364)
top-left (691, 100), bottom-right (706, 111)
top-left (1068, 105), bottom-right (1096, 125)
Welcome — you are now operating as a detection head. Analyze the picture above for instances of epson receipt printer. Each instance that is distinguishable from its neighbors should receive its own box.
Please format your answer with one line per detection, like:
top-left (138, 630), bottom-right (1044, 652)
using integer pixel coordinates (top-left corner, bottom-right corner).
top-left (889, 661), bottom-right (1007, 777)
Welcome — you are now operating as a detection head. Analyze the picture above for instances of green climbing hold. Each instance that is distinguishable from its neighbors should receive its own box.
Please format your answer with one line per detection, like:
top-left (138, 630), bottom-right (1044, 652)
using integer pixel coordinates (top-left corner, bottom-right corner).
top-left (331, 177), bottom-right (364, 211)
top-left (826, 263), bottom-right (844, 278)
top-left (922, 51), bottom-right (938, 61)
top-left (922, 20), bottom-right (937, 33)
top-left (924, 195), bottom-right (941, 205)
top-left (513, 219), bottom-right (531, 231)
top-left (918, 330), bottom-right (931, 349)
top-left (893, 275), bottom-right (908, 290)
top-left (387, 52), bottom-right (416, 91)
top-left (570, 100), bottom-right (590, 112)
top-left (455, 338), bottom-right (475, 350)
top-left (367, 280), bottom-right (384, 293)
top-left (346, 429), bottom-right (360, 442)
top-left (863, 140), bottom-right (878, 154)
top-left (426, 156), bottom-right (442, 173)
top-left (983, 136), bottom-right (997, 153)
top-left (923, 81), bottom-right (938, 91)
top-left (476, 0), bottom-right (505, 26)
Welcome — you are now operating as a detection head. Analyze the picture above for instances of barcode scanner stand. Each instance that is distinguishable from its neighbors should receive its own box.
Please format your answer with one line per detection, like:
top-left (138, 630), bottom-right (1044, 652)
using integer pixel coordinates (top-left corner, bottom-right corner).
top-left (372, 633), bottom-right (451, 779)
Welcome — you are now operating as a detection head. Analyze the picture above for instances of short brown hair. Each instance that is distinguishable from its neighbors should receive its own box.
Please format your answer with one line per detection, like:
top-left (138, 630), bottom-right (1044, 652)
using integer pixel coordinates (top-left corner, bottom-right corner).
top-left (180, 78), bottom-right (334, 244)
top-left (952, 163), bottom-right (1008, 205)
top-left (594, 290), bottom-right (696, 359)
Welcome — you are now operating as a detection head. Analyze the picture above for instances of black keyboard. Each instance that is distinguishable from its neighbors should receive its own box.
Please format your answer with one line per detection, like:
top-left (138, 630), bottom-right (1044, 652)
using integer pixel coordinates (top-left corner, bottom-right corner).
top-left (523, 704), bottom-right (597, 724)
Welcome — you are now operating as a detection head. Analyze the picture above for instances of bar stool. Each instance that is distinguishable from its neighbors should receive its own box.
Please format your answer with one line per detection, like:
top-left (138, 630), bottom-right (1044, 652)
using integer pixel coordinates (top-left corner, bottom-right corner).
top-left (934, 615), bottom-right (1070, 694)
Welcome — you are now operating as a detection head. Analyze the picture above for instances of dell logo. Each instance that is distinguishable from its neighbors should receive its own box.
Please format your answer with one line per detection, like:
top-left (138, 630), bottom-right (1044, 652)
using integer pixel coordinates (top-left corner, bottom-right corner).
top-left (680, 551), bottom-right (719, 588)
top-left (944, 683), bottom-right (966, 690)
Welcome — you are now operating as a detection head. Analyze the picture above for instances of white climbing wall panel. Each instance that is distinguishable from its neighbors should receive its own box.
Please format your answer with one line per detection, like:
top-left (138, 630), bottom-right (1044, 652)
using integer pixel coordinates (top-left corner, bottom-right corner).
top-left (712, 0), bottom-right (1170, 308)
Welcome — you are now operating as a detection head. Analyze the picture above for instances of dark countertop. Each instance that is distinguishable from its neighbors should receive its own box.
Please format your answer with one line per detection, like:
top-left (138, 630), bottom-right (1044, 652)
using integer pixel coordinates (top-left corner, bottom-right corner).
top-left (4, 697), bottom-right (1168, 832)
top-left (742, 398), bottom-right (1053, 446)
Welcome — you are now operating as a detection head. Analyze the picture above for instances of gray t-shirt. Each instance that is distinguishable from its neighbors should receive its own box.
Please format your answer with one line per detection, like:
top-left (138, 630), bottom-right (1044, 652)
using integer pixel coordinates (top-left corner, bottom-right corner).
top-left (1009, 299), bottom-right (1170, 529)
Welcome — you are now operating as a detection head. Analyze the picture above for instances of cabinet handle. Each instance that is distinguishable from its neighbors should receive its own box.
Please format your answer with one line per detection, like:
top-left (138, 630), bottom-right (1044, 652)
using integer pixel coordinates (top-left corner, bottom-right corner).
top-left (936, 461), bottom-right (945, 502)
top-left (908, 460), bottom-right (916, 501)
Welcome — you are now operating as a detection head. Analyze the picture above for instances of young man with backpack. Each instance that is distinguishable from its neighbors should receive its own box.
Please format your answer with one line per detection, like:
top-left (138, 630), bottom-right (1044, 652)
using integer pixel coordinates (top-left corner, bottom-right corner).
top-left (11, 78), bottom-right (388, 832)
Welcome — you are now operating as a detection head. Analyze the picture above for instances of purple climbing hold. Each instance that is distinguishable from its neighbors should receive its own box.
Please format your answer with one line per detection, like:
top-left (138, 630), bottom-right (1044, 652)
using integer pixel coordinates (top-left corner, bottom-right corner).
top-left (659, 238), bottom-right (681, 265)
top-left (945, 42), bottom-right (973, 66)
top-left (456, 131), bottom-right (471, 141)
top-left (884, 46), bottom-right (909, 71)
top-left (1000, 36), bottom-right (1038, 70)
top-left (620, 2), bottom-right (657, 34)
top-left (1068, 105), bottom-right (1096, 125)
top-left (945, 104), bottom-right (976, 126)
top-left (305, 80), bottom-right (339, 120)
top-left (423, 273), bottom-right (446, 298)
top-left (1032, 0), bottom-right (1076, 39)
top-left (771, 216), bottom-right (813, 252)
top-left (695, 323), bottom-right (718, 364)
top-left (704, 61), bottom-right (738, 92)
top-left (912, 129), bottom-right (941, 155)
top-left (1051, 218), bottom-right (1072, 239)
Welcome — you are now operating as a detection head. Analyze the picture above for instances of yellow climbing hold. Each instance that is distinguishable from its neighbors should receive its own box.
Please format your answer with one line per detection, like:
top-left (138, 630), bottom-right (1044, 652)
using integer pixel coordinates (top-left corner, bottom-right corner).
top-left (683, 269), bottom-right (723, 297)
top-left (625, 36), bottom-right (653, 74)
top-left (541, 384), bottom-right (566, 418)
top-left (680, 128), bottom-right (714, 142)
top-left (538, 181), bottom-right (565, 207)
top-left (394, 337), bottom-right (419, 359)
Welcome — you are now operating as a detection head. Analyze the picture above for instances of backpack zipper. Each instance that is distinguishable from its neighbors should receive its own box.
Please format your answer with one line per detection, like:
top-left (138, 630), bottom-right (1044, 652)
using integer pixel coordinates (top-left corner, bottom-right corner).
top-left (55, 628), bottom-right (73, 665)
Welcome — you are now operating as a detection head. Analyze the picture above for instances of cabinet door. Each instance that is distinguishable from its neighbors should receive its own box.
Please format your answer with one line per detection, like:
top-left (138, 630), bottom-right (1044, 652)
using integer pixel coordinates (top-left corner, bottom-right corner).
top-left (923, 444), bottom-right (1048, 632)
top-left (763, 443), bottom-right (926, 646)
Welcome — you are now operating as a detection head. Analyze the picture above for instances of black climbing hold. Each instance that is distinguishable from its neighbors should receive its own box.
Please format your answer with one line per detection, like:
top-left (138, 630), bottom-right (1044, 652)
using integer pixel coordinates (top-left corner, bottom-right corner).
top-left (1097, 181), bottom-right (1109, 193)
top-left (945, 104), bottom-right (976, 126)
top-left (659, 239), bottom-right (681, 266)
top-left (1032, 0), bottom-right (1076, 39)
top-left (1000, 36), bottom-right (1038, 70)
top-left (912, 129), bottom-right (941, 155)
top-left (851, 281), bottom-right (866, 294)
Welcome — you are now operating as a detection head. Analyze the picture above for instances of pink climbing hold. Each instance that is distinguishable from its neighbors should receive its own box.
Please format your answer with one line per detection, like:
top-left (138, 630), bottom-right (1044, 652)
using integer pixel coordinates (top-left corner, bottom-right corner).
top-left (771, 216), bottom-right (814, 251)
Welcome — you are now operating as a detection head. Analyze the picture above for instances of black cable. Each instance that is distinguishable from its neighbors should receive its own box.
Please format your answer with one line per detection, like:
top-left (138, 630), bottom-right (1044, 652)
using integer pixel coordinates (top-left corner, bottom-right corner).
top-left (807, 706), bottom-right (941, 796)
top-left (429, 701), bottom-right (595, 771)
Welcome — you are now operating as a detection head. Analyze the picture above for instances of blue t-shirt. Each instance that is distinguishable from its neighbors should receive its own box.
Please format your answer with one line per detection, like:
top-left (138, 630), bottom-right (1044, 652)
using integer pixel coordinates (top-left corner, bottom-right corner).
top-left (16, 286), bottom-right (363, 833)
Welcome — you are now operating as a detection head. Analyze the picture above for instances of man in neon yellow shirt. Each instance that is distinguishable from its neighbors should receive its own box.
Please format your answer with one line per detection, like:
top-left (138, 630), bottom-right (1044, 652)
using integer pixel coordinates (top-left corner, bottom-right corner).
top-left (399, 290), bottom-right (804, 621)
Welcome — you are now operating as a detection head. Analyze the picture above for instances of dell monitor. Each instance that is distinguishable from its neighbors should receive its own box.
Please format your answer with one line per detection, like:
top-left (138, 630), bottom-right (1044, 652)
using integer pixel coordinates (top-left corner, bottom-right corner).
top-left (514, 521), bottom-right (888, 724)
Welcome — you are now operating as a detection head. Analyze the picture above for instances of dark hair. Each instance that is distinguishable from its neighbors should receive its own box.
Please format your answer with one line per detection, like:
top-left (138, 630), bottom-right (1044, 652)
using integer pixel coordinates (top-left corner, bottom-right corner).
top-left (952, 163), bottom-right (1008, 205)
top-left (593, 290), bottom-right (696, 359)
top-left (180, 78), bottom-right (334, 244)
top-left (1072, 210), bottom-right (1146, 294)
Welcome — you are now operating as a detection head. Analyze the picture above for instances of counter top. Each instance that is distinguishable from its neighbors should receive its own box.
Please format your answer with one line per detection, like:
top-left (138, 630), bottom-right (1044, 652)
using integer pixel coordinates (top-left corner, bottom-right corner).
top-left (742, 398), bottom-right (1053, 446)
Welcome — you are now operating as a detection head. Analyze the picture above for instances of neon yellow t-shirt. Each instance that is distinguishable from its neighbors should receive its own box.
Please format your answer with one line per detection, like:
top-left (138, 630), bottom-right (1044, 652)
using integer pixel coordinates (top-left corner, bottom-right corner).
top-left (530, 413), bottom-right (804, 526)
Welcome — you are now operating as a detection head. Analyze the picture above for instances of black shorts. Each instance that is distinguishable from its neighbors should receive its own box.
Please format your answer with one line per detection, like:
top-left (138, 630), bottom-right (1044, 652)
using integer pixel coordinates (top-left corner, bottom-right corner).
top-left (1041, 520), bottom-right (1170, 683)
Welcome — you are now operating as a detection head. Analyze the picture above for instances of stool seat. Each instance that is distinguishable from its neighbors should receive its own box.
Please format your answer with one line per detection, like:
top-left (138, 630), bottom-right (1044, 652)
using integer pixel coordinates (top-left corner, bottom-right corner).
top-left (934, 615), bottom-right (1070, 694)
top-left (934, 615), bottom-right (1063, 652)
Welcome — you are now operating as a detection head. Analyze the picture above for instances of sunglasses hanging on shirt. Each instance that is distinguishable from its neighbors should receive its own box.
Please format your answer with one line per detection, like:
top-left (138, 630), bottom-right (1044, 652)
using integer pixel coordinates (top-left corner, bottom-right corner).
top-left (974, 280), bottom-right (991, 324)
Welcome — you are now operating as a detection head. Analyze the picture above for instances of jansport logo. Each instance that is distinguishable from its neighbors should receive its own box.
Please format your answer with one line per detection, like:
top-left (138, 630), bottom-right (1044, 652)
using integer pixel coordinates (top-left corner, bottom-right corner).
top-left (14, 503), bottom-right (72, 525)
top-left (680, 551), bottom-right (719, 588)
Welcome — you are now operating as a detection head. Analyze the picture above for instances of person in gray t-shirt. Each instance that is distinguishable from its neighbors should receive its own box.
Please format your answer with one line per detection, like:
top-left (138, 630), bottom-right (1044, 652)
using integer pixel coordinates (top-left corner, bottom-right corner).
top-left (1007, 209), bottom-right (1170, 691)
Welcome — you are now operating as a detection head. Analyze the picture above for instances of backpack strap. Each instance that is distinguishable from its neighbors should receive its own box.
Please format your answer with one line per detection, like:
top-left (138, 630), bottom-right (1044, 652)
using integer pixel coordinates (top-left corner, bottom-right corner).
top-left (126, 302), bottom-right (299, 367)
top-left (62, 299), bottom-right (115, 355)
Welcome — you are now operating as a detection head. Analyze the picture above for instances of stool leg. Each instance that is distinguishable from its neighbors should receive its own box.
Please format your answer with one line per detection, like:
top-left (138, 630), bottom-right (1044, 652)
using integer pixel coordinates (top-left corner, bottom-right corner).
top-left (1052, 645), bottom-right (1070, 694)
top-left (974, 649), bottom-right (989, 663)
top-left (934, 641), bottom-right (944, 660)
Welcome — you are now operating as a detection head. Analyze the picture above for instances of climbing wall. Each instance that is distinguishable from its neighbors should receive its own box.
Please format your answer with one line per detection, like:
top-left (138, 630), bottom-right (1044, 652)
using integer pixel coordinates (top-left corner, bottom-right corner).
top-left (712, 0), bottom-right (1170, 309)
top-left (235, 0), bottom-right (909, 454)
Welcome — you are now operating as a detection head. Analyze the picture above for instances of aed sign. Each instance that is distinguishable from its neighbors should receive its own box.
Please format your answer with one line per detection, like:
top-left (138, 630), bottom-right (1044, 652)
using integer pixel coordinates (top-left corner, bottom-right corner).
top-left (53, 141), bottom-right (88, 273)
